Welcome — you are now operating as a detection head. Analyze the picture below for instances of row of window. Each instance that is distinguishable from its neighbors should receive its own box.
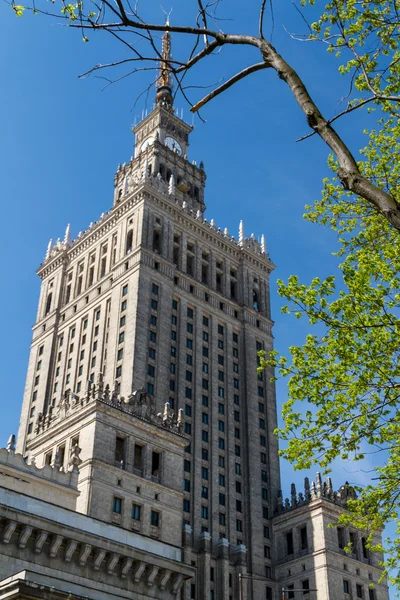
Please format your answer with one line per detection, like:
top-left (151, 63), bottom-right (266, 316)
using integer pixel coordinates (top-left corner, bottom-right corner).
top-left (112, 496), bottom-right (160, 527)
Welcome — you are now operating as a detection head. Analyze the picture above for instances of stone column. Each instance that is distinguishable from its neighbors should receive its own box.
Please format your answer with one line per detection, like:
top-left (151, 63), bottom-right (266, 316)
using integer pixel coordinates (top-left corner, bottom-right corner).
top-left (217, 537), bottom-right (230, 600)
top-left (235, 544), bottom-right (248, 600)
top-left (197, 531), bottom-right (211, 600)
top-left (182, 525), bottom-right (193, 600)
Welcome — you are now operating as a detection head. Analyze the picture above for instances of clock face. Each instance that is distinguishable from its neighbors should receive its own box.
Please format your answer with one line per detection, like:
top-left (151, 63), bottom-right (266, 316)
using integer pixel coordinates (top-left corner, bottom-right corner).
top-left (140, 136), bottom-right (154, 152)
top-left (164, 136), bottom-right (182, 156)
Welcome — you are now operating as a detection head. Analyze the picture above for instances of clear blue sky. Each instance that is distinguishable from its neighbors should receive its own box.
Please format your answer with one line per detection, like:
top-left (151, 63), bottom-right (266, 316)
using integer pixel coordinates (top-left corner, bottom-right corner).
top-left (0, 0), bottom-right (392, 587)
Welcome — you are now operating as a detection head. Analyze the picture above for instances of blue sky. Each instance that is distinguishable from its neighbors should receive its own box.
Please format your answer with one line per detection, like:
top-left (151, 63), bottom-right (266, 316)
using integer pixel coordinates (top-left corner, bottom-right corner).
top-left (0, 0), bottom-right (393, 588)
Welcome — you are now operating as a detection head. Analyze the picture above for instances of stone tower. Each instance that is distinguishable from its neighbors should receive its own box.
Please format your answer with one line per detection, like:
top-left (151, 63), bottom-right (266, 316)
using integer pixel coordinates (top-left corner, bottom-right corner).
top-left (16, 31), bottom-right (280, 600)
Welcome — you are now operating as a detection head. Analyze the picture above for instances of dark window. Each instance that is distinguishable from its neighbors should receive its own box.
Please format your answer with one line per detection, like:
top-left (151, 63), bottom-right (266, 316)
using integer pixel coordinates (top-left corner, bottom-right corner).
top-left (218, 438), bottom-right (225, 449)
top-left (343, 581), bottom-right (350, 595)
top-left (184, 479), bottom-right (191, 492)
top-left (201, 506), bottom-right (208, 519)
top-left (219, 513), bottom-right (226, 526)
top-left (266, 587), bottom-right (273, 600)
top-left (134, 445), bottom-right (143, 470)
top-left (183, 499), bottom-right (190, 512)
top-left (115, 436), bottom-right (125, 464)
top-left (112, 497), bottom-right (122, 514)
top-left (337, 527), bottom-right (345, 549)
top-left (184, 460), bottom-right (191, 472)
top-left (152, 284), bottom-right (159, 295)
top-left (300, 526), bottom-right (308, 550)
top-left (202, 467), bottom-right (208, 480)
top-left (219, 493), bottom-right (226, 505)
top-left (151, 452), bottom-right (160, 477)
top-left (302, 580), bottom-right (310, 595)
top-left (218, 324), bottom-right (224, 335)
top-left (201, 486), bottom-right (208, 499)
top-left (132, 504), bottom-right (141, 520)
top-left (356, 585), bottom-right (363, 599)
top-left (151, 510), bottom-right (159, 527)
top-left (202, 395), bottom-right (209, 407)
top-left (286, 531), bottom-right (294, 555)
top-left (202, 430), bottom-right (209, 442)
top-left (236, 481), bottom-right (242, 494)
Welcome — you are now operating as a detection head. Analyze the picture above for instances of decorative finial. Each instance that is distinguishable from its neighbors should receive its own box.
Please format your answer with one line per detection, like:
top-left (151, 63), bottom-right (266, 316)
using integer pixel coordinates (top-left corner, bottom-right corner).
top-left (6, 434), bottom-right (16, 453)
top-left (64, 224), bottom-right (71, 246)
top-left (224, 228), bottom-right (229, 237)
top-left (210, 219), bottom-right (216, 229)
top-left (45, 239), bottom-right (53, 261)
top-left (168, 173), bottom-right (175, 196)
top-left (261, 234), bottom-right (267, 254)
top-left (156, 21), bottom-right (174, 109)
top-left (239, 220), bottom-right (244, 245)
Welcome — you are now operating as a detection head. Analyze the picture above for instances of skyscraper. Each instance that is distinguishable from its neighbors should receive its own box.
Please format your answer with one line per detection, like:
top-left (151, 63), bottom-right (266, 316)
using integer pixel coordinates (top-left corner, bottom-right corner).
top-left (16, 29), bottom-right (279, 599)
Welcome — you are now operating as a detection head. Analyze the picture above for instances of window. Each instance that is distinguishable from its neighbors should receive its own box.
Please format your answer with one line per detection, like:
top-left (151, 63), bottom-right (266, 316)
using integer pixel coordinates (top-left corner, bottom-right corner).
top-left (116, 366), bottom-right (122, 378)
top-left (218, 324), bottom-right (224, 335)
top-left (234, 411), bottom-right (240, 422)
top-left (236, 480), bottom-right (242, 494)
top-left (337, 527), bottom-right (345, 549)
top-left (235, 462), bottom-right (241, 475)
top-left (260, 435), bottom-right (266, 446)
top-left (151, 299), bottom-right (158, 310)
top-left (236, 499), bottom-right (242, 512)
top-left (219, 456), bottom-right (225, 468)
top-left (343, 581), bottom-right (350, 595)
top-left (186, 354), bottom-right (193, 365)
top-left (184, 423), bottom-right (192, 435)
top-left (362, 537), bottom-right (369, 559)
top-left (219, 474), bottom-right (225, 486)
top-left (258, 386), bottom-right (264, 397)
top-left (202, 467), bottom-right (209, 480)
top-left (133, 444), bottom-right (143, 470)
top-left (171, 330), bottom-right (177, 341)
top-left (150, 315), bottom-right (157, 326)
top-left (300, 526), bottom-right (308, 550)
top-left (218, 403), bottom-right (225, 414)
top-left (203, 316), bottom-right (209, 327)
top-left (218, 339), bottom-right (224, 350)
top-left (218, 354), bottom-right (224, 366)
top-left (186, 370), bottom-right (192, 382)
top-left (262, 488), bottom-right (268, 500)
top-left (171, 346), bottom-right (176, 357)
top-left (259, 419), bottom-right (266, 429)
top-left (266, 587), bottom-right (273, 600)
top-left (234, 394), bottom-right (240, 405)
top-left (302, 580), bottom-right (310, 595)
top-left (264, 545), bottom-right (271, 559)
top-left (184, 479), bottom-right (191, 492)
top-left (201, 486), bottom-right (208, 499)
top-left (235, 445), bottom-right (241, 456)
top-left (218, 386), bottom-right (224, 397)
top-left (368, 590), bottom-right (375, 600)
top-left (234, 378), bottom-right (239, 389)
top-left (149, 331), bottom-right (156, 343)
top-left (201, 506), bottom-right (208, 519)
top-left (187, 307), bottom-right (194, 319)
top-left (262, 470), bottom-right (268, 482)
top-left (259, 402), bottom-right (265, 413)
top-left (265, 566), bottom-right (272, 579)
top-left (356, 585), bottom-right (363, 599)
top-left (132, 504), bottom-right (141, 520)
top-left (349, 531), bottom-right (358, 556)
top-left (236, 520), bottom-right (242, 532)
top-left (203, 362), bottom-right (209, 373)
top-left (235, 428), bottom-right (240, 439)
top-left (151, 451), bottom-right (160, 477)
top-left (115, 436), bottom-right (125, 464)
top-left (219, 493), bottom-right (226, 506)
top-left (233, 363), bottom-right (239, 373)
top-left (203, 331), bottom-right (209, 342)
top-left (187, 339), bottom-right (193, 349)
top-left (202, 448), bottom-right (209, 461)
top-left (202, 378), bottom-right (209, 390)
top-left (151, 510), bottom-right (159, 527)
top-left (185, 404), bottom-right (192, 417)
top-left (202, 395), bottom-right (209, 407)
top-left (184, 460), bottom-right (191, 472)
top-left (286, 531), bottom-right (294, 555)
top-left (218, 370), bottom-right (224, 382)
top-left (218, 438), bottom-right (225, 450)
top-left (183, 499), bottom-right (190, 512)
top-left (202, 413), bottom-right (209, 425)
top-left (112, 497), bottom-right (122, 514)
top-left (185, 387), bottom-right (192, 399)
top-left (264, 526), bottom-right (270, 539)
top-left (172, 299), bottom-right (178, 310)
top-left (219, 513), bottom-right (226, 526)
top-left (187, 323), bottom-right (193, 334)
top-left (203, 346), bottom-right (209, 357)
top-left (169, 380), bottom-right (175, 392)
top-left (152, 284), bottom-right (159, 295)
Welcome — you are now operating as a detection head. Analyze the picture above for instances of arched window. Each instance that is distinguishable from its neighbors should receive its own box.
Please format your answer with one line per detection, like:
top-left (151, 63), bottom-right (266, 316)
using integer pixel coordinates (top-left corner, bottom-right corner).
top-left (45, 293), bottom-right (52, 315)
top-left (194, 187), bottom-right (199, 201)
top-left (159, 164), bottom-right (166, 180)
top-left (126, 230), bottom-right (133, 254)
top-left (166, 169), bottom-right (172, 183)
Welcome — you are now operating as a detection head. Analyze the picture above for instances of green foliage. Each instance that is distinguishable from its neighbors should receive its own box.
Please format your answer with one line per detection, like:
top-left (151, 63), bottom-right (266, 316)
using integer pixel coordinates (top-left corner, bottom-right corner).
top-left (260, 100), bottom-right (400, 589)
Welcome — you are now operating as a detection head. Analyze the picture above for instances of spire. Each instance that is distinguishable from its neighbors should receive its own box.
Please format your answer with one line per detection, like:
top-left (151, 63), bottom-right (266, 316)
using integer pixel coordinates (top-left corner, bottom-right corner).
top-left (64, 224), bottom-right (71, 246)
top-left (239, 220), bottom-right (244, 245)
top-left (168, 173), bottom-right (175, 196)
top-left (261, 233), bottom-right (267, 254)
top-left (45, 239), bottom-right (53, 261)
top-left (156, 23), bottom-right (174, 109)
